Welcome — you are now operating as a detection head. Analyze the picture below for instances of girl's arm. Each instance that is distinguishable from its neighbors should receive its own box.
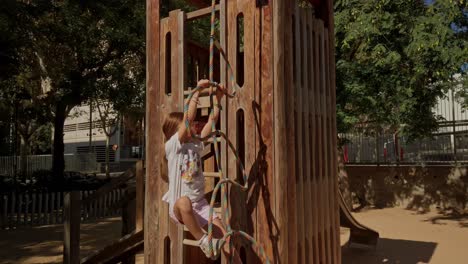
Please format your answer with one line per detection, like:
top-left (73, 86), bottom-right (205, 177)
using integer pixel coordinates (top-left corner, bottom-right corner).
top-left (178, 79), bottom-right (211, 142)
top-left (200, 84), bottom-right (225, 138)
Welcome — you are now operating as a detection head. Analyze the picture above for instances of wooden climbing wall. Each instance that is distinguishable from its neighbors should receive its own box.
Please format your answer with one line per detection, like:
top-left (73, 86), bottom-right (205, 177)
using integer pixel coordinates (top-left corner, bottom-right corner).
top-left (145, 0), bottom-right (339, 263)
top-left (282, 1), bottom-right (341, 263)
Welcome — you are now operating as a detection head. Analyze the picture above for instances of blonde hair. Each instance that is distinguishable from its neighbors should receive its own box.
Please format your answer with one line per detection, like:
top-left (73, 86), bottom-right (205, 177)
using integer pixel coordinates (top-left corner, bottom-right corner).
top-left (163, 112), bottom-right (184, 141)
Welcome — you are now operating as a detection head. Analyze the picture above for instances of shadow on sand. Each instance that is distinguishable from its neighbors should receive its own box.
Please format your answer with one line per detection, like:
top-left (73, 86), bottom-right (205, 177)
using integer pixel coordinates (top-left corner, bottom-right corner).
top-left (342, 238), bottom-right (437, 264)
top-left (0, 218), bottom-right (121, 264)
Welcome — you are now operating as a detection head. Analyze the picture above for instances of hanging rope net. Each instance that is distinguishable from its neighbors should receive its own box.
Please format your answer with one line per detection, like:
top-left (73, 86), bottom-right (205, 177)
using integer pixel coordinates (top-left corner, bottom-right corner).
top-left (182, 1), bottom-right (271, 263)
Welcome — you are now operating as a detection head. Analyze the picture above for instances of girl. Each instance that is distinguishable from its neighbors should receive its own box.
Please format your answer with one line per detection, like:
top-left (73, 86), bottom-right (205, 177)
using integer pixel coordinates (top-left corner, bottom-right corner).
top-left (162, 79), bottom-right (240, 262)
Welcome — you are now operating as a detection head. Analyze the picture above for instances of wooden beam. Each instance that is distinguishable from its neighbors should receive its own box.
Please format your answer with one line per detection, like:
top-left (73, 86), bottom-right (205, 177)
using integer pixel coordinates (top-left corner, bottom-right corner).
top-left (81, 168), bottom-right (135, 206)
top-left (145, 0), bottom-right (161, 263)
top-left (273, 0), bottom-right (289, 262)
top-left (136, 160), bottom-right (144, 232)
top-left (186, 4), bottom-right (220, 21)
top-left (63, 191), bottom-right (80, 264)
top-left (81, 230), bottom-right (144, 264)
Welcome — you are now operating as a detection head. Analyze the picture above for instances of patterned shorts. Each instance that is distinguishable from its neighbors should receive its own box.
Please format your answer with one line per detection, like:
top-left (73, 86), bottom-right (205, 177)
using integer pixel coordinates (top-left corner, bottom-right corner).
top-left (170, 198), bottom-right (220, 228)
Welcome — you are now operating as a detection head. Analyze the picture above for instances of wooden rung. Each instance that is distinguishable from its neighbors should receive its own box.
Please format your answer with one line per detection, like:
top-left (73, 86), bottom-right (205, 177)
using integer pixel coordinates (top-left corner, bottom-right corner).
top-left (204, 172), bottom-right (221, 178)
top-left (186, 4), bottom-right (220, 21)
top-left (206, 137), bottom-right (221, 143)
top-left (184, 87), bottom-right (222, 96)
top-left (183, 239), bottom-right (199, 246)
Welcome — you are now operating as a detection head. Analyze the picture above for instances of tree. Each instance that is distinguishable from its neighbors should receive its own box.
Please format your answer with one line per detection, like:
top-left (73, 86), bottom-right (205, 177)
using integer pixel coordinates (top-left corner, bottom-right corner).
top-left (1, 0), bottom-right (145, 180)
top-left (334, 0), bottom-right (467, 140)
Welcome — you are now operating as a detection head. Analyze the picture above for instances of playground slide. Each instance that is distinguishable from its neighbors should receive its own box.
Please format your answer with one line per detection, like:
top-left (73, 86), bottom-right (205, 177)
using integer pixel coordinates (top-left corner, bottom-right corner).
top-left (339, 191), bottom-right (379, 247)
top-left (81, 230), bottom-right (144, 264)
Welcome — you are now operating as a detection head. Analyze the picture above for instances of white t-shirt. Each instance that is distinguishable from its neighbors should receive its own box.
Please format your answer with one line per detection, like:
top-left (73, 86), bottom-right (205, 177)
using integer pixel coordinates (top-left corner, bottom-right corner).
top-left (162, 132), bottom-right (205, 213)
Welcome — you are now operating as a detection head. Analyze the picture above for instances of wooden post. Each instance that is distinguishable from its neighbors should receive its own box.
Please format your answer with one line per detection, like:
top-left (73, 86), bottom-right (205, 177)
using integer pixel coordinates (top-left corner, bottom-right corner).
top-left (122, 188), bottom-right (137, 264)
top-left (63, 191), bottom-right (80, 264)
top-left (136, 160), bottom-right (144, 232)
top-left (273, 0), bottom-right (289, 262)
top-left (145, 0), bottom-right (161, 263)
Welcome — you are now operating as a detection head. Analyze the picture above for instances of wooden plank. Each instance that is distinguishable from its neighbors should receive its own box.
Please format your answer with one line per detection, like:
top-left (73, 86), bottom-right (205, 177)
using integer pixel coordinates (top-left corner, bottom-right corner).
top-left (284, 2), bottom-right (298, 263)
top-left (25, 193), bottom-right (29, 226)
top-left (301, 9), bottom-right (314, 264)
top-left (144, 3), bottom-right (164, 252)
top-left (63, 191), bottom-right (80, 264)
top-left (18, 193), bottom-right (23, 226)
top-left (324, 0), bottom-right (342, 258)
top-left (186, 4), bottom-right (220, 21)
top-left (319, 20), bottom-right (332, 264)
top-left (39, 192), bottom-right (43, 225)
top-left (31, 192), bottom-right (36, 225)
top-left (167, 10), bottom-right (184, 264)
top-left (293, 4), bottom-right (305, 264)
top-left (258, 5), bottom-right (276, 260)
top-left (308, 13), bottom-right (320, 264)
top-left (313, 18), bottom-right (327, 264)
top-left (2, 194), bottom-right (7, 229)
top-left (81, 169), bottom-right (135, 206)
top-left (11, 193), bottom-right (15, 228)
top-left (45, 192), bottom-right (49, 225)
top-left (57, 192), bottom-right (62, 224)
top-left (81, 230), bottom-right (144, 264)
top-left (273, 0), bottom-right (289, 262)
top-left (136, 160), bottom-right (144, 232)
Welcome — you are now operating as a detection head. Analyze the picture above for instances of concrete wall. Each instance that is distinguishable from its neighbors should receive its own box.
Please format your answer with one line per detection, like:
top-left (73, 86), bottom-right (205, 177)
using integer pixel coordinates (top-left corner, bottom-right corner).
top-left (344, 165), bottom-right (468, 213)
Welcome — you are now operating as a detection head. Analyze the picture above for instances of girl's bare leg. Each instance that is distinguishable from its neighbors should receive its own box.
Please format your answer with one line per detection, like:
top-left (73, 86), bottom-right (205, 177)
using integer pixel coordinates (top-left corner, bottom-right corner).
top-left (173, 196), bottom-right (205, 240)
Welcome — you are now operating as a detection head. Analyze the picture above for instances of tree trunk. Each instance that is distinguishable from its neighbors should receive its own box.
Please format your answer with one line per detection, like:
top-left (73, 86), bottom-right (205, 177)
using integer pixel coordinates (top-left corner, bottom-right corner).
top-left (105, 135), bottom-right (110, 178)
top-left (53, 102), bottom-right (67, 181)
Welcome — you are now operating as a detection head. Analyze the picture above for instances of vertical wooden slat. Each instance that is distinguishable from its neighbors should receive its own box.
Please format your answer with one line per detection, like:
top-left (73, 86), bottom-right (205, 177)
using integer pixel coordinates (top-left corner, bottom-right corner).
top-left (145, 0), bottom-right (161, 262)
top-left (18, 193), bottom-right (23, 226)
top-left (51, 192), bottom-right (56, 224)
top-left (2, 194), bottom-right (7, 229)
top-left (293, 4), bottom-right (305, 264)
top-left (111, 190), bottom-right (116, 216)
top-left (136, 160), bottom-right (144, 232)
top-left (313, 18), bottom-right (327, 264)
top-left (273, 0), bottom-right (289, 262)
top-left (308, 13), bottom-right (320, 264)
top-left (83, 190), bottom-right (90, 221)
top-left (285, 1), bottom-right (297, 263)
top-left (38, 192), bottom-right (42, 225)
top-left (31, 192), bottom-right (36, 225)
top-left (319, 20), bottom-right (332, 264)
top-left (93, 191), bottom-right (98, 219)
top-left (23, 193), bottom-right (30, 225)
top-left (11, 192), bottom-right (16, 228)
top-left (324, 28), bottom-right (335, 264)
top-left (63, 191), bottom-right (80, 264)
top-left (45, 192), bottom-right (49, 225)
top-left (58, 192), bottom-right (62, 224)
top-left (304, 9), bottom-right (316, 264)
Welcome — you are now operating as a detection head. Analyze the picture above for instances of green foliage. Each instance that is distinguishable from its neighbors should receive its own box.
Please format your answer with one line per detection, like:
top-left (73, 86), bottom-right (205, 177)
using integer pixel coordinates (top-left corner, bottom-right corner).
top-left (1, 0), bottom-right (146, 177)
top-left (334, 0), bottom-right (467, 140)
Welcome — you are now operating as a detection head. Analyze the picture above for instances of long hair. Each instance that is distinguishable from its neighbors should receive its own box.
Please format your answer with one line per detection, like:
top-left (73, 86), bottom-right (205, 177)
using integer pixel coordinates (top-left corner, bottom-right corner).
top-left (163, 112), bottom-right (184, 142)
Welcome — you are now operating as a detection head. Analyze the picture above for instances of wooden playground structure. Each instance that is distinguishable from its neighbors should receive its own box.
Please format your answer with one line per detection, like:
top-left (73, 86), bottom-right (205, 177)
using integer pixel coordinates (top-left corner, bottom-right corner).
top-left (148, 0), bottom-right (341, 263)
top-left (62, 0), bottom-right (379, 263)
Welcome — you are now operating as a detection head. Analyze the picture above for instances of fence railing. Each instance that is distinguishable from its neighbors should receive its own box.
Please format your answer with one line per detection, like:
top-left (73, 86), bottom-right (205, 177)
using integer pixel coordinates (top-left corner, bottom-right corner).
top-left (340, 130), bottom-right (468, 164)
top-left (0, 153), bottom-right (99, 177)
top-left (0, 189), bottom-right (124, 230)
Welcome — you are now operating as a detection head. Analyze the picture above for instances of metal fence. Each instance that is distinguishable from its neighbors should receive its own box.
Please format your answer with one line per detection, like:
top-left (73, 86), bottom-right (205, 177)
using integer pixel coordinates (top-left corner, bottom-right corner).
top-left (339, 132), bottom-right (468, 164)
top-left (341, 86), bottom-right (468, 164)
top-left (0, 188), bottom-right (124, 230)
top-left (0, 153), bottom-right (99, 177)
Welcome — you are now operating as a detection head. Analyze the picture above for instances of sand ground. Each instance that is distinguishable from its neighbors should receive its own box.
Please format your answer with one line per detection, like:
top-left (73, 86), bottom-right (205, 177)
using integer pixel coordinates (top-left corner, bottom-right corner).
top-left (0, 207), bottom-right (466, 264)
